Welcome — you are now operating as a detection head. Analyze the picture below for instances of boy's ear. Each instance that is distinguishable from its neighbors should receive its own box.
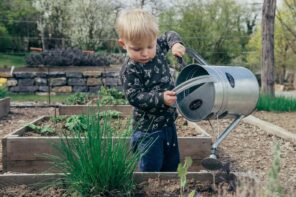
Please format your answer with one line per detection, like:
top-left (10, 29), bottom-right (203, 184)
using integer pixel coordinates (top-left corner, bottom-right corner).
top-left (117, 39), bottom-right (126, 49)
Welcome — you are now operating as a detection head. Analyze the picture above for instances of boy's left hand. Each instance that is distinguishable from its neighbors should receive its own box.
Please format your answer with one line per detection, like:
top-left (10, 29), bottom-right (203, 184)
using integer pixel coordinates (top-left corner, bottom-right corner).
top-left (172, 43), bottom-right (185, 57)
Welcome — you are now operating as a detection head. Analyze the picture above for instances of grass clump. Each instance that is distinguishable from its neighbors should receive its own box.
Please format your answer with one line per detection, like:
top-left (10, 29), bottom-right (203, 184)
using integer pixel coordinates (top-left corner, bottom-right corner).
top-left (256, 94), bottom-right (296, 112)
top-left (50, 112), bottom-right (140, 196)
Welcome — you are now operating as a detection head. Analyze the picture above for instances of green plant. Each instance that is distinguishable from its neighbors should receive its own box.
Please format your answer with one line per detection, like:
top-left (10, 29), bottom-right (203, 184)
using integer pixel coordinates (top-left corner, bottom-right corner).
top-left (0, 86), bottom-right (7, 99)
top-left (50, 115), bottom-right (65, 123)
top-left (97, 110), bottom-right (121, 117)
top-left (177, 157), bottom-right (195, 197)
top-left (65, 92), bottom-right (89, 105)
top-left (49, 114), bottom-right (141, 196)
top-left (27, 124), bottom-right (54, 135)
top-left (65, 115), bottom-right (88, 133)
top-left (98, 86), bottom-right (128, 105)
top-left (265, 142), bottom-right (283, 197)
top-left (257, 94), bottom-right (296, 112)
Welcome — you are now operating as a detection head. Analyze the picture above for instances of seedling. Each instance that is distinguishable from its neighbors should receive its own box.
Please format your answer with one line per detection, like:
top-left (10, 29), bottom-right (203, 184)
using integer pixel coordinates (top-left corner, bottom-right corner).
top-left (28, 124), bottom-right (54, 135)
top-left (177, 156), bottom-right (196, 197)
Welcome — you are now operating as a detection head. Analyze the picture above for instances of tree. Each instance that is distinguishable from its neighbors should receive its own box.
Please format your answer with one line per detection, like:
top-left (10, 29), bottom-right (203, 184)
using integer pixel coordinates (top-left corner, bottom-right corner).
top-left (65, 0), bottom-right (119, 51)
top-left (0, 0), bottom-right (38, 51)
top-left (32, 0), bottom-right (70, 50)
top-left (261, 0), bottom-right (277, 96)
top-left (159, 0), bottom-right (259, 65)
top-left (276, 0), bottom-right (296, 83)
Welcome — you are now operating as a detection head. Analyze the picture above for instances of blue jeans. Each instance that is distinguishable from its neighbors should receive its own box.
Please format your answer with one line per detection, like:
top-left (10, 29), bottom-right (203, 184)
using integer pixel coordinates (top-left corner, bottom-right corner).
top-left (131, 125), bottom-right (180, 172)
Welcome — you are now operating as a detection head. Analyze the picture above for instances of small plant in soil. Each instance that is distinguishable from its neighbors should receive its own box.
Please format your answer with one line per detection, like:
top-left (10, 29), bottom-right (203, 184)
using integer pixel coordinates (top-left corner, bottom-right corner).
top-left (27, 124), bottom-right (55, 135)
top-left (265, 142), bottom-right (283, 196)
top-left (97, 86), bottom-right (128, 105)
top-left (48, 113), bottom-right (142, 196)
top-left (178, 157), bottom-right (196, 197)
top-left (64, 92), bottom-right (90, 105)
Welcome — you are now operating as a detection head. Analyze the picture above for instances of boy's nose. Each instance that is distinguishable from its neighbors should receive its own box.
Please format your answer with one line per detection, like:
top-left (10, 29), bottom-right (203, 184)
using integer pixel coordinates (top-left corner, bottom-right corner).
top-left (141, 49), bottom-right (149, 57)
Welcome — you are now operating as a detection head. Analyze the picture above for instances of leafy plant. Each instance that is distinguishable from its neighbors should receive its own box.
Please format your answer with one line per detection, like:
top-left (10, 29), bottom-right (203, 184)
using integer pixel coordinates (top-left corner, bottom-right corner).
top-left (177, 157), bottom-right (195, 197)
top-left (65, 115), bottom-right (88, 133)
top-left (27, 124), bottom-right (54, 135)
top-left (49, 114), bottom-right (141, 196)
top-left (50, 115), bottom-right (65, 123)
top-left (98, 86), bottom-right (128, 105)
top-left (97, 110), bottom-right (121, 118)
top-left (65, 92), bottom-right (90, 105)
top-left (0, 86), bottom-right (7, 99)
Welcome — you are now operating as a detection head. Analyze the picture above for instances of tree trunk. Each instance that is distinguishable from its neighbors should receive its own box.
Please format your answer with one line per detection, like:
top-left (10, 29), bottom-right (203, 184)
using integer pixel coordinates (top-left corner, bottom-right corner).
top-left (261, 0), bottom-right (277, 96)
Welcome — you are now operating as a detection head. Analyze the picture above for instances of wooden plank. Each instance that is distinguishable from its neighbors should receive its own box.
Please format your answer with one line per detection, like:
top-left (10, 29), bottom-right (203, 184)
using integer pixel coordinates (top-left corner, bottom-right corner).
top-left (243, 115), bottom-right (296, 143)
top-left (5, 160), bottom-right (59, 173)
top-left (5, 137), bottom-right (61, 160)
top-left (0, 97), bottom-right (10, 118)
top-left (0, 172), bottom-right (252, 188)
top-left (58, 105), bottom-right (133, 116)
top-left (0, 173), bottom-right (64, 188)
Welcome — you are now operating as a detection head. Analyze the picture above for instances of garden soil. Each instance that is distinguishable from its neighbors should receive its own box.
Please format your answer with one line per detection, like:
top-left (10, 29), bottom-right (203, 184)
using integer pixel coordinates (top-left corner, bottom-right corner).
top-left (0, 107), bottom-right (296, 195)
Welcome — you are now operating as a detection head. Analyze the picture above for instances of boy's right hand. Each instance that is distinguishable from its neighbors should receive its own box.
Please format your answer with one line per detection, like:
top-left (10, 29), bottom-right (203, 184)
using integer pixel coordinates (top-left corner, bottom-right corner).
top-left (164, 91), bottom-right (176, 106)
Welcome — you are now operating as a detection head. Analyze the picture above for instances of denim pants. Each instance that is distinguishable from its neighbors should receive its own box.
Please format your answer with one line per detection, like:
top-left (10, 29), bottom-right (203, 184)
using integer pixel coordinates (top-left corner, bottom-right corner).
top-left (131, 125), bottom-right (180, 172)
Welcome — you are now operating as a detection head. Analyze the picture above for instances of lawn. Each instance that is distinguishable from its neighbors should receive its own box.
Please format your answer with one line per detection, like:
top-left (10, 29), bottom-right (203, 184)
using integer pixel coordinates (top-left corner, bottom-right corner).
top-left (8, 93), bottom-right (72, 103)
top-left (0, 54), bottom-right (26, 68)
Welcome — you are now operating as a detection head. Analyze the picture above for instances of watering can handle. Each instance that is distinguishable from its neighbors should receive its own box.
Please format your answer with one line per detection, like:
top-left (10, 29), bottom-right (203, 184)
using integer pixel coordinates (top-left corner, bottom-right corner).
top-left (176, 48), bottom-right (208, 70)
top-left (172, 75), bottom-right (216, 95)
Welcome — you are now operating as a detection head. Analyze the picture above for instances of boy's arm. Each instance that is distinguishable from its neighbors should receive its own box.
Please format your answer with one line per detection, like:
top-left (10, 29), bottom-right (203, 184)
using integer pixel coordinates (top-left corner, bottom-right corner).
top-left (157, 31), bottom-right (183, 54)
top-left (121, 65), bottom-right (168, 114)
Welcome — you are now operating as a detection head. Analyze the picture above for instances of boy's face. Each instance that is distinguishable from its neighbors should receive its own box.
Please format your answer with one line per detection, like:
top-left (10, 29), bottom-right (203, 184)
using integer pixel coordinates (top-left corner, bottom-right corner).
top-left (118, 38), bottom-right (157, 64)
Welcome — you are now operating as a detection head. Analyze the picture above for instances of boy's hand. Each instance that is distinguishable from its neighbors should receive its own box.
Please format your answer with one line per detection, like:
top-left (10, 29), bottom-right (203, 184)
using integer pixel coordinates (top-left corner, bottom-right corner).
top-left (172, 43), bottom-right (185, 57)
top-left (164, 91), bottom-right (176, 106)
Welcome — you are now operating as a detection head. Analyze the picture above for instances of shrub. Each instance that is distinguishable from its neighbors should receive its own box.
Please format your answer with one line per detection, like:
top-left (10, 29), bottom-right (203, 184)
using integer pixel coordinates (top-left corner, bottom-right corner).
top-left (25, 48), bottom-right (110, 67)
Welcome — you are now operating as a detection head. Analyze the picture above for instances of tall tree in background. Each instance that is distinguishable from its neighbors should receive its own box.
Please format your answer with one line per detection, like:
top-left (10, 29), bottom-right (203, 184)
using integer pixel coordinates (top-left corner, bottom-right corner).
top-left (261, 0), bottom-right (277, 96)
top-left (159, 0), bottom-right (259, 65)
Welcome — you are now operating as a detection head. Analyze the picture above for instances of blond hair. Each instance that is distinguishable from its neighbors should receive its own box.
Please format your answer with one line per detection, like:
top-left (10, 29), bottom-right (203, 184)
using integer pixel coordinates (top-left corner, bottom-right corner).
top-left (116, 9), bottom-right (159, 45)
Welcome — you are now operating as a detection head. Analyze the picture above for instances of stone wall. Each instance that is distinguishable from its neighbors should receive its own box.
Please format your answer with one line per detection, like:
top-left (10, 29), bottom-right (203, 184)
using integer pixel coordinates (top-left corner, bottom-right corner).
top-left (4, 70), bottom-right (122, 94)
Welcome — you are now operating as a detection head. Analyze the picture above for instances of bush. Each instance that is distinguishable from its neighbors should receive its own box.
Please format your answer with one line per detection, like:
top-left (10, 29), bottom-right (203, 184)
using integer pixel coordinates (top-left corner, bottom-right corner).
top-left (25, 48), bottom-right (110, 67)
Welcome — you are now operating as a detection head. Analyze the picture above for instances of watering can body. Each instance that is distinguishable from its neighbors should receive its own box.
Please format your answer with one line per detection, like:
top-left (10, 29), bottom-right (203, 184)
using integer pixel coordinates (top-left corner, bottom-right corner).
top-left (175, 64), bottom-right (259, 122)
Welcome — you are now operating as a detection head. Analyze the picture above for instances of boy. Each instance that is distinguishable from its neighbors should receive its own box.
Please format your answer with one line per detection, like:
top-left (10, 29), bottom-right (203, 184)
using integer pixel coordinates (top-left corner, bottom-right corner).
top-left (116, 8), bottom-right (185, 172)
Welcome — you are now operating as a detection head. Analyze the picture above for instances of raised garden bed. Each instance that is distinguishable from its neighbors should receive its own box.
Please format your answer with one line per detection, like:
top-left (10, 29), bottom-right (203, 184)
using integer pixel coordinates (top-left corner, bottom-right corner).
top-left (0, 171), bottom-right (255, 196)
top-left (2, 115), bottom-right (211, 173)
top-left (0, 97), bottom-right (10, 118)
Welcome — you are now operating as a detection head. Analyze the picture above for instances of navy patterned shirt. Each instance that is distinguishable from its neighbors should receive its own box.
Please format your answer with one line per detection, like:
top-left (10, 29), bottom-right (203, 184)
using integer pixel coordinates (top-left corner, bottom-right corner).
top-left (120, 31), bottom-right (183, 132)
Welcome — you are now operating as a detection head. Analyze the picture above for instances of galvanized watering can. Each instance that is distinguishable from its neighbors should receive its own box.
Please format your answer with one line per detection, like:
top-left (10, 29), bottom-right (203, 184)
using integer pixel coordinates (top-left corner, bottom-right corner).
top-left (173, 48), bottom-right (259, 170)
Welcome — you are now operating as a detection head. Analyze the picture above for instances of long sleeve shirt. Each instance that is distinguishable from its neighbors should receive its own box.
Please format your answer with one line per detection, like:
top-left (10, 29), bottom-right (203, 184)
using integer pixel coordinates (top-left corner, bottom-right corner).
top-left (120, 31), bottom-right (183, 132)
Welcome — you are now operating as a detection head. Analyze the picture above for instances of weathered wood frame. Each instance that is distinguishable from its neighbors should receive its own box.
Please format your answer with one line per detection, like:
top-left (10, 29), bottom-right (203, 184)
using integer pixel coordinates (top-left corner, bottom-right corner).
top-left (0, 97), bottom-right (10, 118)
top-left (2, 115), bottom-right (212, 173)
